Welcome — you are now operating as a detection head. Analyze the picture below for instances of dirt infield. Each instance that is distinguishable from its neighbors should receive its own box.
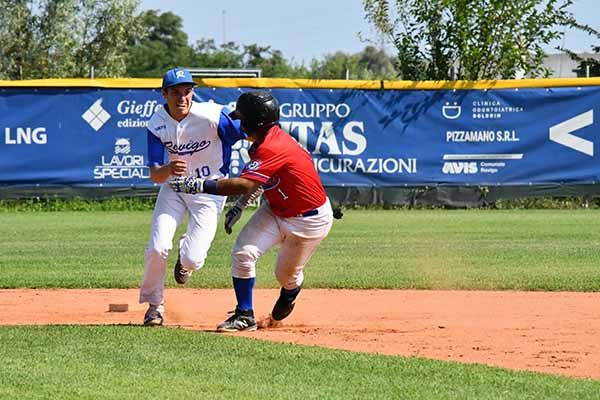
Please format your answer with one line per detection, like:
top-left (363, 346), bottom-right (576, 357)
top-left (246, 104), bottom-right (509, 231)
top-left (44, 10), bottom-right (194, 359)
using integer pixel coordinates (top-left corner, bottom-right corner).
top-left (1, 288), bottom-right (598, 380)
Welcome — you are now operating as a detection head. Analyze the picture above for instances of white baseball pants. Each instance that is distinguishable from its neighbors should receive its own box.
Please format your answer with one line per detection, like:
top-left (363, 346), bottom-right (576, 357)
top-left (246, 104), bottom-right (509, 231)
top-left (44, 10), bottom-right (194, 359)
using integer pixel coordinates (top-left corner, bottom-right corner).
top-left (231, 198), bottom-right (333, 289)
top-left (139, 185), bottom-right (225, 305)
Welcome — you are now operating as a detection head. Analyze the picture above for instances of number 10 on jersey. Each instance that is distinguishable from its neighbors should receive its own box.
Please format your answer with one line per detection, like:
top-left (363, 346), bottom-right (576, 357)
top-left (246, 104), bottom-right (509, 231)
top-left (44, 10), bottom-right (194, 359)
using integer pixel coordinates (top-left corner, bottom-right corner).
top-left (195, 166), bottom-right (211, 178)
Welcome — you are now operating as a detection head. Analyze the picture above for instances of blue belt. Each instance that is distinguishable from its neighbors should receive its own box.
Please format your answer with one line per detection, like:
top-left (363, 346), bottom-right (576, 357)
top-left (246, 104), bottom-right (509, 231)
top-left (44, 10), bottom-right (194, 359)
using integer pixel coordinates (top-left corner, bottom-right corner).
top-left (298, 209), bottom-right (318, 217)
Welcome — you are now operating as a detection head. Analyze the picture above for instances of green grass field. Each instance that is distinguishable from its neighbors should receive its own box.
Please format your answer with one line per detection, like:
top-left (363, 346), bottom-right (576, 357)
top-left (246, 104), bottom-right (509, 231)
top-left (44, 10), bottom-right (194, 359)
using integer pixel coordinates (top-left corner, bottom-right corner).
top-left (0, 325), bottom-right (598, 400)
top-left (1, 209), bottom-right (599, 398)
top-left (1, 209), bottom-right (600, 290)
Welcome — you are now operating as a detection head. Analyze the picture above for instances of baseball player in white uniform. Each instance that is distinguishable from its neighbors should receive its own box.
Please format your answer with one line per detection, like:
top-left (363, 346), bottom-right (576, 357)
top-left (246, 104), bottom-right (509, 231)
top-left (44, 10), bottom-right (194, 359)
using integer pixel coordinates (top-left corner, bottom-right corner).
top-left (140, 67), bottom-right (244, 326)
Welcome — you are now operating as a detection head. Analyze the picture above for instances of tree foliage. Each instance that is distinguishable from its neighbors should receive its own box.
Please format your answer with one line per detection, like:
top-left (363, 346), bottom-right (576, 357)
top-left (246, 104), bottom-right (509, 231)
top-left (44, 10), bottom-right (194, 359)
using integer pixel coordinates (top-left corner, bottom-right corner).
top-left (190, 39), bottom-right (244, 69)
top-left (0, 1), bottom-right (34, 79)
top-left (126, 10), bottom-right (191, 77)
top-left (1, 4), bottom-right (398, 80)
top-left (0, 0), bottom-right (143, 79)
top-left (309, 46), bottom-right (397, 80)
top-left (243, 44), bottom-right (305, 78)
top-left (126, 12), bottom-right (308, 79)
top-left (125, 10), bottom-right (395, 79)
top-left (362, 0), bottom-right (600, 80)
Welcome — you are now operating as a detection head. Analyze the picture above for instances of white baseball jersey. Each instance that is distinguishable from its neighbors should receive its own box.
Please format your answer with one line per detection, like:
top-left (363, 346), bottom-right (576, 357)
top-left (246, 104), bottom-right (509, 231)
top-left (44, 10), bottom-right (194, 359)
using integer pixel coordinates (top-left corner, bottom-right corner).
top-left (146, 102), bottom-right (244, 179)
top-left (139, 101), bottom-right (244, 307)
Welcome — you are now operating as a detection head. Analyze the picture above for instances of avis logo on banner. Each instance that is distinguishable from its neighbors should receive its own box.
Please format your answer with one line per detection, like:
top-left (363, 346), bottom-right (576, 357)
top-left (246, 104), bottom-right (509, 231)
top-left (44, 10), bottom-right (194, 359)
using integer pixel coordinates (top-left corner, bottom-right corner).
top-left (442, 162), bottom-right (478, 174)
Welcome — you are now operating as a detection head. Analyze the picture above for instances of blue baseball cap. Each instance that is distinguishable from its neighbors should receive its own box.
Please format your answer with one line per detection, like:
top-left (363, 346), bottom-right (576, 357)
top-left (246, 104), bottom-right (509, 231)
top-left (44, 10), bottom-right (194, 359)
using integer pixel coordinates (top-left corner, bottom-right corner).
top-left (162, 68), bottom-right (196, 89)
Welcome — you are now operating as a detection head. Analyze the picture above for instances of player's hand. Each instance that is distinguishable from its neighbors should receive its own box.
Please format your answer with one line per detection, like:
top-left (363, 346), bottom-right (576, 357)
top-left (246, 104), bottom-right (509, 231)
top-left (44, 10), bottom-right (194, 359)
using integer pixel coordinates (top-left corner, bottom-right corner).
top-left (169, 176), bottom-right (204, 194)
top-left (169, 159), bottom-right (187, 176)
top-left (224, 205), bottom-right (243, 234)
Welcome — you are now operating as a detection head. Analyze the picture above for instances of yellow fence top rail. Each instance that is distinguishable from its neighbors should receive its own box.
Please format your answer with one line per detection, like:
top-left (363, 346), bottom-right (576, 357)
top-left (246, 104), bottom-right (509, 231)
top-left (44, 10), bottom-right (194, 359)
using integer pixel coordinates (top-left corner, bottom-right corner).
top-left (1, 77), bottom-right (600, 90)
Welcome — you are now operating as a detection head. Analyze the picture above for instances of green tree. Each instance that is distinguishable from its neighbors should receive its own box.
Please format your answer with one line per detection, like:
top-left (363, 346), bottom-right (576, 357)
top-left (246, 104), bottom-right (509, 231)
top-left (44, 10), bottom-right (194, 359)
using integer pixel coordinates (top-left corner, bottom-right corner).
top-left (35, 0), bottom-right (79, 77)
top-left (0, 0), bottom-right (142, 79)
top-left (187, 40), bottom-right (310, 78)
top-left (362, 0), bottom-right (600, 80)
top-left (126, 10), bottom-right (192, 77)
top-left (0, 0), bottom-right (35, 79)
top-left (356, 45), bottom-right (397, 79)
top-left (243, 44), bottom-right (307, 78)
top-left (310, 51), bottom-right (361, 79)
top-left (308, 46), bottom-right (397, 80)
top-left (73, 0), bottom-right (143, 78)
top-left (190, 39), bottom-right (244, 69)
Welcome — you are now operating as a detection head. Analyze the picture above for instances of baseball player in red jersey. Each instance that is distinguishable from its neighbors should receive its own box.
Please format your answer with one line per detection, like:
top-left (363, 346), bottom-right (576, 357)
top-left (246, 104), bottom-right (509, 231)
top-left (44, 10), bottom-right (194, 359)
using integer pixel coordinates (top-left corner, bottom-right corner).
top-left (170, 90), bottom-right (334, 332)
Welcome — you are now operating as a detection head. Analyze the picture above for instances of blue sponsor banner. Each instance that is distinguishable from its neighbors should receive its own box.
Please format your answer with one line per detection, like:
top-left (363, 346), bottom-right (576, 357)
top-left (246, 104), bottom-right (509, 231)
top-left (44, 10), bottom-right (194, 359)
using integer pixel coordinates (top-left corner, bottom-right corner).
top-left (0, 88), bottom-right (162, 187)
top-left (1, 85), bottom-right (599, 187)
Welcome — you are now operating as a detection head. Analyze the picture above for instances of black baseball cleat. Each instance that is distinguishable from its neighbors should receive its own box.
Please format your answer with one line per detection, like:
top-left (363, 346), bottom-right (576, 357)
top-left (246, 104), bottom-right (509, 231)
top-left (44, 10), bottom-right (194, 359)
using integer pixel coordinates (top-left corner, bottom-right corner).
top-left (173, 255), bottom-right (193, 284)
top-left (271, 286), bottom-right (301, 321)
top-left (216, 307), bottom-right (257, 332)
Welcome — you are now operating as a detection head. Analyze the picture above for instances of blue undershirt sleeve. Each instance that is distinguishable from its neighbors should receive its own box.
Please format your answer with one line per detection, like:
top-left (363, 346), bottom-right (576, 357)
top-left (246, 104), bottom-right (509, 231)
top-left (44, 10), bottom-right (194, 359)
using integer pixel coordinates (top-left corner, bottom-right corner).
top-left (147, 129), bottom-right (165, 167)
top-left (216, 107), bottom-right (246, 176)
top-left (217, 107), bottom-right (246, 145)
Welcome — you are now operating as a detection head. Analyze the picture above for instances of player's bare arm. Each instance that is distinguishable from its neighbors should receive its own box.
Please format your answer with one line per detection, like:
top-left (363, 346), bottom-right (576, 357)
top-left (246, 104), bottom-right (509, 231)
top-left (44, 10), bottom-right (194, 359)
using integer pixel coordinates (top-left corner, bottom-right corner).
top-left (149, 159), bottom-right (187, 184)
top-left (215, 177), bottom-right (261, 196)
top-left (169, 175), bottom-right (263, 235)
top-left (169, 175), bottom-right (260, 196)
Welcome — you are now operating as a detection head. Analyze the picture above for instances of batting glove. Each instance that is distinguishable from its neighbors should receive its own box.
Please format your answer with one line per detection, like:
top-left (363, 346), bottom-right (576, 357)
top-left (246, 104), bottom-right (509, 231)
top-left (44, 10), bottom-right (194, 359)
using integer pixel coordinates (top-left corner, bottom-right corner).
top-left (224, 205), bottom-right (243, 234)
top-left (169, 176), bottom-right (204, 194)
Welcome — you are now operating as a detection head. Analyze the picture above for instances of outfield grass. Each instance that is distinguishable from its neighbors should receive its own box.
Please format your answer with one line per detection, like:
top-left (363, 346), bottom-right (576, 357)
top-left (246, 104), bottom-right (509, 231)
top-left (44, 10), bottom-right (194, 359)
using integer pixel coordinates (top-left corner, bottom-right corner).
top-left (2, 209), bottom-right (600, 396)
top-left (1, 209), bottom-right (599, 290)
top-left (0, 325), bottom-right (598, 400)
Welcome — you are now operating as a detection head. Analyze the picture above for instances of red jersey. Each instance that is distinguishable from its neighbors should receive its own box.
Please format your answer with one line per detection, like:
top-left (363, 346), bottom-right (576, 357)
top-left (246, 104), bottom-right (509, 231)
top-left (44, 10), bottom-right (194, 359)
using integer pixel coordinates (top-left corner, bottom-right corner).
top-left (240, 126), bottom-right (327, 218)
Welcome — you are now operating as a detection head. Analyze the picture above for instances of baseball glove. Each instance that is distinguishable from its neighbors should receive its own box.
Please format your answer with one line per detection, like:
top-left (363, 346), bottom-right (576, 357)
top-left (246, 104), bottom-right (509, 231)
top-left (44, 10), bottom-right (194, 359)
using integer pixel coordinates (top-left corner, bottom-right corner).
top-left (169, 176), bottom-right (204, 194)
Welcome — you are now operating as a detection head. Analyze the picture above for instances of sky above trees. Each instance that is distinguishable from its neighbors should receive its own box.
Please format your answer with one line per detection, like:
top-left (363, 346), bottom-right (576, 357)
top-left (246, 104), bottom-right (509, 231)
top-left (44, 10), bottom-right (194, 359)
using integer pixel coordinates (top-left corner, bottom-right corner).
top-left (141, 0), bottom-right (600, 64)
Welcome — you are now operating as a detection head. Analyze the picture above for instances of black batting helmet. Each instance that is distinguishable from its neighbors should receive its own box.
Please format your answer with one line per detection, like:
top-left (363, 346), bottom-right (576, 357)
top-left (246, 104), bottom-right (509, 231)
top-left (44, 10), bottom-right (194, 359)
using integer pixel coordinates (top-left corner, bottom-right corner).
top-left (229, 90), bottom-right (280, 129)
